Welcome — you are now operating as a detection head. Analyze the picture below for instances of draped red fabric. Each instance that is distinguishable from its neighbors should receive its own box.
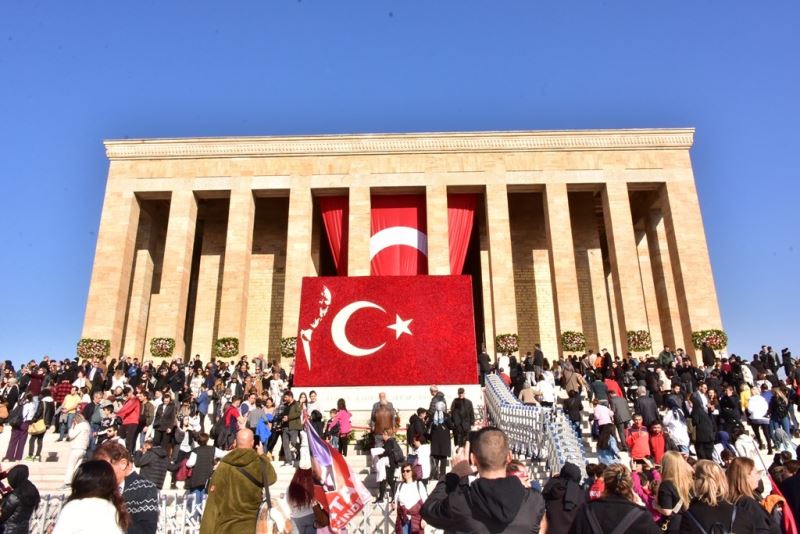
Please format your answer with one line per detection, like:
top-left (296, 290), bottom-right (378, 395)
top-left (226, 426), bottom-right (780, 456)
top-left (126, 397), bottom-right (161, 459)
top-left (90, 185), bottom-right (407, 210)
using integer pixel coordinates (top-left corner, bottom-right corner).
top-left (319, 196), bottom-right (349, 275)
top-left (447, 194), bottom-right (478, 275)
top-left (370, 195), bottom-right (427, 276)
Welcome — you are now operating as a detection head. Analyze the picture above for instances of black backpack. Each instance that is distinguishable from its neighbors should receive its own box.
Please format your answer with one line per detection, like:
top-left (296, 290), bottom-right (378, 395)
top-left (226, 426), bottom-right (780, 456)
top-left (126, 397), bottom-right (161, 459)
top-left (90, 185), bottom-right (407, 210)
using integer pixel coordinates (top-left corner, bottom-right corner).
top-left (684, 506), bottom-right (737, 534)
top-left (7, 404), bottom-right (23, 429)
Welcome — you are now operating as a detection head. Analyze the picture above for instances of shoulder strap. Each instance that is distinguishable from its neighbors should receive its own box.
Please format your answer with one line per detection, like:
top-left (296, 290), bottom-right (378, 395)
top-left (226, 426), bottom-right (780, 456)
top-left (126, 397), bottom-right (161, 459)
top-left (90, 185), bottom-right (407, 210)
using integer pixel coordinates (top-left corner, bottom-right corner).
top-left (684, 510), bottom-right (709, 534)
top-left (584, 505), bottom-right (605, 534)
top-left (237, 464), bottom-right (263, 488)
top-left (259, 458), bottom-right (271, 503)
top-left (610, 508), bottom-right (647, 534)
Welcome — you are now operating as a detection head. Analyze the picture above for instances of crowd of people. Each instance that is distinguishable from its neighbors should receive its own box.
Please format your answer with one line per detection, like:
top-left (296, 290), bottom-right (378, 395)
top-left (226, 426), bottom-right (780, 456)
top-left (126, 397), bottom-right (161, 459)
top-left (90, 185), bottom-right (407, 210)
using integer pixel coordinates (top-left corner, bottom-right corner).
top-left (0, 343), bottom-right (796, 533)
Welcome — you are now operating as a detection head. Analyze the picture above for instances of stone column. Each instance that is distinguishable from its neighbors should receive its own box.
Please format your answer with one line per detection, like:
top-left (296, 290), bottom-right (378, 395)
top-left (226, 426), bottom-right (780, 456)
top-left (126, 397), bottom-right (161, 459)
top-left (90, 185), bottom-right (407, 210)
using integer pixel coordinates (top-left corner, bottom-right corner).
top-left (661, 176), bottom-right (723, 358)
top-left (189, 216), bottom-right (226, 360)
top-left (217, 187), bottom-right (256, 346)
top-left (646, 209), bottom-right (688, 352)
top-left (426, 185), bottom-right (450, 275)
top-left (569, 194), bottom-right (615, 354)
top-left (147, 190), bottom-right (198, 359)
top-left (122, 210), bottom-right (156, 358)
top-left (478, 207), bottom-right (495, 356)
top-left (544, 183), bottom-right (582, 354)
top-left (636, 228), bottom-right (664, 351)
top-left (348, 186), bottom-right (371, 276)
top-left (602, 180), bottom-right (649, 355)
top-left (484, 183), bottom-right (518, 339)
top-left (282, 185), bottom-right (314, 338)
top-left (82, 190), bottom-right (141, 359)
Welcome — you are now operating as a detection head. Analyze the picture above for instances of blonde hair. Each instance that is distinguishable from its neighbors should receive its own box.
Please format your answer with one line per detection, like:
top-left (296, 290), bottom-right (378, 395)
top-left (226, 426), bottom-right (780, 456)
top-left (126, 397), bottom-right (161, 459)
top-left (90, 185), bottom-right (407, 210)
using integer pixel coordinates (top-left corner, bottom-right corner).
top-left (693, 460), bottom-right (729, 506)
top-left (727, 457), bottom-right (756, 502)
top-left (603, 463), bottom-right (635, 502)
top-left (660, 451), bottom-right (693, 511)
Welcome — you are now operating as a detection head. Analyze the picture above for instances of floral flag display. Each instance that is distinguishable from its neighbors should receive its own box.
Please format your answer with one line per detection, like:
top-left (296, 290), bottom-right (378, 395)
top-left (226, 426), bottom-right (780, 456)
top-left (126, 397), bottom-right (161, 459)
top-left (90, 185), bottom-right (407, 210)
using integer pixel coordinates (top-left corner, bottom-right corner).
top-left (305, 420), bottom-right (372, 530)
top-left (294, 275), bottom-right (478, 386)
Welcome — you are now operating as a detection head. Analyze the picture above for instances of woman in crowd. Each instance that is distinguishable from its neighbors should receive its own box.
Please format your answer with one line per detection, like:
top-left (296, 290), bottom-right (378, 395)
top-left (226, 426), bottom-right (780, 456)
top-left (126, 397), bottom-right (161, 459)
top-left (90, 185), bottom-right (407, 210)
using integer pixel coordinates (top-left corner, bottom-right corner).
top-left (428, 400), bottom-right (451, 480)
top-left (27, 387), bottom-right (54, 461)
top-left (186, 433), bottom-right (216, 505)
top-left (768, 387), bottom-right (792, 439)
top-left (656, 451), bottom-right (694, 533)
top-left (0, 464), bottom-right (40, 534)
top-left (679, 459), bottom-right (756, 534)
top-left (408, 434), bottom-right (431, 486)
top-left (568, 463), bottom-right (660, 534)
top-left (393, 461), bottom-right (428, 534)
top-left (53, 460), bottom-right (130, 534)
top-left (543, 461), bottom-right (586, 534)
top-left (3, 393), bottom-right (35, 461)
top-left (596, 422), bottom-right (622, 465)
top-left (329, 398), bottom-right (352, 456)
top-left (286, 467), bottom-right (317, 533)
top-left (62, 414), bottom-right (91, 489)
top-left (663, 398), bottom-right (691, 455)
top-left (726, 457), bottom-right (779, 534)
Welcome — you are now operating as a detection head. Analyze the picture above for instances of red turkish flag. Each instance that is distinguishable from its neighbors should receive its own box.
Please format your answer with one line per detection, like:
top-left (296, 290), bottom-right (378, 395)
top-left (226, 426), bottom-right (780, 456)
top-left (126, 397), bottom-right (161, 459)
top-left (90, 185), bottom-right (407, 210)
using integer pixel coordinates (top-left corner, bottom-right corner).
top-left (294, 275), bottom-right (478, 386)
top-left (370, 195), bottom-right (427, 276)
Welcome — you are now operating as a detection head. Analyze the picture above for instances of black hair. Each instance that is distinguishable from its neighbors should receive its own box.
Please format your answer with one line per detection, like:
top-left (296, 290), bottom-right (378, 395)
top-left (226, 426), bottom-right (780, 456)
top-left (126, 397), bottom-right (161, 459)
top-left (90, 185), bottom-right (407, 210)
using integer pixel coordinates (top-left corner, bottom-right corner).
top-left (68, 460), bottom-right (130, 530)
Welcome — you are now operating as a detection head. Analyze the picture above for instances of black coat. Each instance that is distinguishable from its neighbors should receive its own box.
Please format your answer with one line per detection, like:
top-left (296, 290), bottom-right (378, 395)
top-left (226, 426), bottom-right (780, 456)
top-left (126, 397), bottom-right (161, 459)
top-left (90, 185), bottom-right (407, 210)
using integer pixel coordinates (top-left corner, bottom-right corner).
top-left (134, 446), bottom-right (171, 489)
top-left (0, 470), bottom-right (40, 534)
top-left (407, 414), bottom-right (427, 443)
top-left (691, 398), bottom-right (715, 443)
top-left (450, 398), bottom-right (475, 432)
top-left (568, 496), bottom-right (660, 534)
top-left (634, 396), bottom-right (660, 427)
top-left (429, 416), bottom-right (452, 458)
top-left (422, 473), bottom-right (546, 533)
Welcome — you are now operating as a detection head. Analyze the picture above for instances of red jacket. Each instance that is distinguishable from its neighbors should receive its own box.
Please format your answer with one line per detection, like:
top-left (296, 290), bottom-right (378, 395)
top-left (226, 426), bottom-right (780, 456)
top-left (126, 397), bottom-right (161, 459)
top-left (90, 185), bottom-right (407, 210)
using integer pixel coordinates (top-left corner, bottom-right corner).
top-left (626, 426), bottom-right (651, 460)
top-left (117, 397), bottom-right (141, 426)
top-left (604, 378), bottom-right (624, 399)
top-left (649, 432), bottom-right (666, 465)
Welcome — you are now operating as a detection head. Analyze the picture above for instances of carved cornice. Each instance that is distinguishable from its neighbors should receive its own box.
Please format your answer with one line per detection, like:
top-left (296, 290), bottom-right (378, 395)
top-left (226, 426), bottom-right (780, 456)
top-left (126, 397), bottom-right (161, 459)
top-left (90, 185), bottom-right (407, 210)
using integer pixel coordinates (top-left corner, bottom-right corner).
top-left (104, 128), bottom-right (694, 161)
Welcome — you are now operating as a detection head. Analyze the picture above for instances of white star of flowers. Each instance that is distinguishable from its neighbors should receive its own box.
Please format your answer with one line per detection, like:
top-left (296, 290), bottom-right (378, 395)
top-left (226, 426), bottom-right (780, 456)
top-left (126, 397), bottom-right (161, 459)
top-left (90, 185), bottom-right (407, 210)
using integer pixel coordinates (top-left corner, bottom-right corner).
top-left (387, 314), bottom-right (413, 339)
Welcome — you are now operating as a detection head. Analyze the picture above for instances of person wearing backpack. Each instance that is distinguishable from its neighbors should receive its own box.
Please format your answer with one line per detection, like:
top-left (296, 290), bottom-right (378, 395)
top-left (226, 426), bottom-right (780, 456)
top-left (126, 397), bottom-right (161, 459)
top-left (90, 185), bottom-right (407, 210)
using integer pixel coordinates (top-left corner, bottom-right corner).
top-left (567, 463), bottom-right (660, 534)
top-left (378, 429), bottom-right (404, 502)
top-left (678, 460), bottom-right (757, 534)
top-left (393, 461), bottom-right (428, 534)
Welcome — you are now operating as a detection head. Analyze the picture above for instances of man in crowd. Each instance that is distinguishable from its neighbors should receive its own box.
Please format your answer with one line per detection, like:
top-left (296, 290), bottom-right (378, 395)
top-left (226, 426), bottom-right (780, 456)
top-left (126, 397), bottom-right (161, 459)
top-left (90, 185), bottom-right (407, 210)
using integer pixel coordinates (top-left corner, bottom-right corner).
top-left (200, 429), bottom-right (276, 534)
top-left (94, 440), bottom-right (160, 534)
top-left (422, 427), bottom-right (547, 533)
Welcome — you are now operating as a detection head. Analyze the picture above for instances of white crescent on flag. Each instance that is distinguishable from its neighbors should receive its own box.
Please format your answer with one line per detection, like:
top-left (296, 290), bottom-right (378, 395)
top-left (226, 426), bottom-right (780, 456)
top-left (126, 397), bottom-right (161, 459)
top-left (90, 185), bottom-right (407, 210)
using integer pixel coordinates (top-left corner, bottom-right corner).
top-left (369, 226), bottom-right (428, 260)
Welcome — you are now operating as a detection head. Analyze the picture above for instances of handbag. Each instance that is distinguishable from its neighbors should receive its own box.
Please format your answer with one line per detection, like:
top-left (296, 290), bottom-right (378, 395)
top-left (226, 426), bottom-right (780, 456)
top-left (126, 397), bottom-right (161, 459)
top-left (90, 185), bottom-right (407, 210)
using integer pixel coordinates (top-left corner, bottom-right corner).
top-left (176, 457), bottom-right (193, 481)
top-left (28, 419), bottom-right (46, 435)
top-left (312, 503), bottom-right (330, 527)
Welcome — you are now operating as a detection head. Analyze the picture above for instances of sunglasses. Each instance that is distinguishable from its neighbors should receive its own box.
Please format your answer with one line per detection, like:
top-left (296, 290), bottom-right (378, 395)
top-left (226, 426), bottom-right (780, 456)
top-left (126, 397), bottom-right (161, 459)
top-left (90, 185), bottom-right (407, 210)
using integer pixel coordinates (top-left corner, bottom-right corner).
top-left (402, 469), bottom-right (412, 473)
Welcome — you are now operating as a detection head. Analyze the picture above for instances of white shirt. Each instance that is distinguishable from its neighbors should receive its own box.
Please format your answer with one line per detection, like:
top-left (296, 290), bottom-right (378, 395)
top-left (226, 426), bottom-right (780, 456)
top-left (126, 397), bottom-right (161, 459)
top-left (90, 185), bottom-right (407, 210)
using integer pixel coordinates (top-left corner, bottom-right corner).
top-left (411, 443), bottom-right (432, 479)
top-left (52, 497), bottom-right (124, 534)
top-left (537, 380), bottom-right (556, 404)
top-left (748, 395), bottom-right (769, 424)
top-left (395, 480), bottom-right (428, 509)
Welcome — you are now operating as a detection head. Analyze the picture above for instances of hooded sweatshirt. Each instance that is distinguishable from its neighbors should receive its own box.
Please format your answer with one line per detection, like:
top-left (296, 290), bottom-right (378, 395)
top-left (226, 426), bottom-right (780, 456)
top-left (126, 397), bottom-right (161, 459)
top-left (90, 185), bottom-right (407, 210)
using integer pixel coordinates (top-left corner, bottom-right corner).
top-left (422, 472), bottom-right (546, 533)
top-left (200, 448), bottom-right (276, 534)
top-left (543, 463), bottom-right (586, 534)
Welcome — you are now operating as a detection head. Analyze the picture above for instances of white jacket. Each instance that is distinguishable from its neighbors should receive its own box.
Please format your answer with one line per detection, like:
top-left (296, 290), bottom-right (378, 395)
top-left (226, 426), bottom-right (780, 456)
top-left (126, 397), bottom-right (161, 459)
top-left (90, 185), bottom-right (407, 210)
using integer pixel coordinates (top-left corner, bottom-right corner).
top-left (52, 497), bottom-right (124, 534)
top-left (68, 421), bottom-right (91, 450)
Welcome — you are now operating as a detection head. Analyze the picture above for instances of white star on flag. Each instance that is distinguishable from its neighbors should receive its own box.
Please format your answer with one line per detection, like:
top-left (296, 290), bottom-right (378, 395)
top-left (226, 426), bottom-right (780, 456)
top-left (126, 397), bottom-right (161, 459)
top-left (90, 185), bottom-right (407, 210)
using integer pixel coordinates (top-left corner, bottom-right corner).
top-left (387, 314), bottom-right (413, 339)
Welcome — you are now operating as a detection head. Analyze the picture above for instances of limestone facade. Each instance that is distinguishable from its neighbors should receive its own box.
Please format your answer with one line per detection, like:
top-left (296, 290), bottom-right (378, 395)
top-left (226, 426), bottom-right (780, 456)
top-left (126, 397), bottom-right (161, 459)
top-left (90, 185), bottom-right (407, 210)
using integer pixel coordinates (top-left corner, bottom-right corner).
top-left (82, 129), bottom-right (722, 364)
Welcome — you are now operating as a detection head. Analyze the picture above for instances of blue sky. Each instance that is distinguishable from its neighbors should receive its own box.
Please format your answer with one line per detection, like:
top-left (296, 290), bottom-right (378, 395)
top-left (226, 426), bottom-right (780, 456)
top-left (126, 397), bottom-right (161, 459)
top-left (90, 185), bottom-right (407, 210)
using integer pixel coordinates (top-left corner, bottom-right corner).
top-left (1, 1), bottom-right (797, 365)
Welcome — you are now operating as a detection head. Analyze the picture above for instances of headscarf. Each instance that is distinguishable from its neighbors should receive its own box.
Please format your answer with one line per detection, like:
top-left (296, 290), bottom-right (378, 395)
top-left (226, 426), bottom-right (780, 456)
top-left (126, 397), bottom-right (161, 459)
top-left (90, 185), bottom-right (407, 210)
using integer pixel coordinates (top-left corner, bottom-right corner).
top-left (7, 464), bottom-right (40, 507)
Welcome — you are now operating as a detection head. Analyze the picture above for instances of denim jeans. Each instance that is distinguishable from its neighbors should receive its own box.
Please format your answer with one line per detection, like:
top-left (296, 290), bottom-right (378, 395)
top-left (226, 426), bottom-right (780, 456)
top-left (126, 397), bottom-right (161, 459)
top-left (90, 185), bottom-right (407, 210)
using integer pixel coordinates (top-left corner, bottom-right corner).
top-left (59, 413), bottom-right (75, 440)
